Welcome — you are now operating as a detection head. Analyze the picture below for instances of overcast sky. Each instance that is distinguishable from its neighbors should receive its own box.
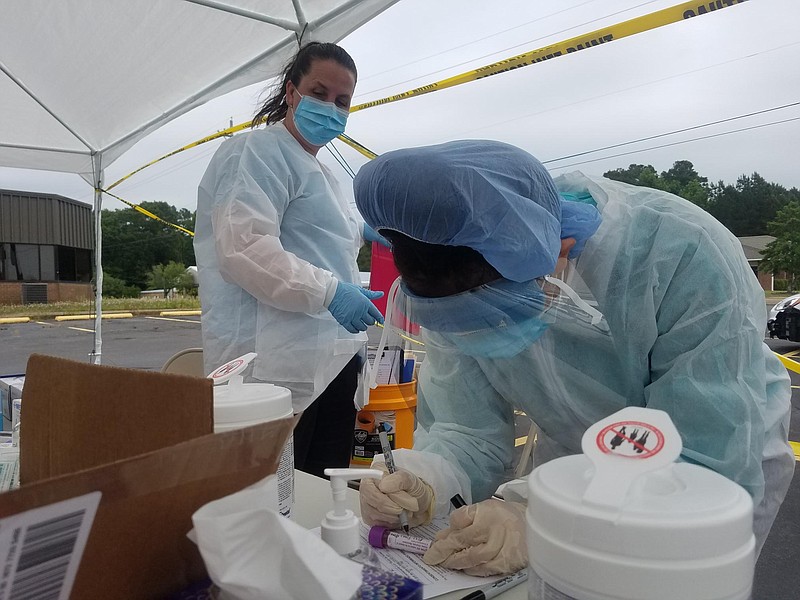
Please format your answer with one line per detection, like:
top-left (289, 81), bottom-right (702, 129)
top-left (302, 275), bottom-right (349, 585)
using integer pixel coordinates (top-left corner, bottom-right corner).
top-left (1, 0), bottom-right (798, 212)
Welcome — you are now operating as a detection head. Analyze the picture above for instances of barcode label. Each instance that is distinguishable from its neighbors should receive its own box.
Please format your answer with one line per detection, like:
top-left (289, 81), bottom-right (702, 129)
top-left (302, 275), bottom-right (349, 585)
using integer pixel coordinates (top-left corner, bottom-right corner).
top-left (0, 492), bottom-right (100, 600)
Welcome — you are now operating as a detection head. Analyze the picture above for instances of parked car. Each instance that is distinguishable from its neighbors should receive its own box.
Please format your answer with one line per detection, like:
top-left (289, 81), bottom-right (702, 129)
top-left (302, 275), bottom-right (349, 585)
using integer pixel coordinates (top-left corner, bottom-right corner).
top-left (767, 293), bottom-right (800, 340)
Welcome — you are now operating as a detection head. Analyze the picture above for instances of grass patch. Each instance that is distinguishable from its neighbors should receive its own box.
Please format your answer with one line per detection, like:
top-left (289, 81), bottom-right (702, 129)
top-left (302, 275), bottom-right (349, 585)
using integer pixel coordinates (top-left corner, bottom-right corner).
top-left (766, 290), bottom-right (795, 299)
top-left (0, 296), bottom-right (201, 318)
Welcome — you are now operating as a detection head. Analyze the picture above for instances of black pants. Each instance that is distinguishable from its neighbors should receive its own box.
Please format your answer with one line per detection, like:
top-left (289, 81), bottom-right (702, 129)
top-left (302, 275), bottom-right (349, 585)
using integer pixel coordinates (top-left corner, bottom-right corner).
top-left (293, 354), bottom-right (359, 478)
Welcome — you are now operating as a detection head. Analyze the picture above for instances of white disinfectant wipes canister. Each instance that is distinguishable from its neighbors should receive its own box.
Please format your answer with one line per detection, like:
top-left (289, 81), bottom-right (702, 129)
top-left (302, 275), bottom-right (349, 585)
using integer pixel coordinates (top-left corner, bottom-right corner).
top-left (527, 407), bottom-right (755, 600)
top-left (209, 353), bottom-right (295, 519)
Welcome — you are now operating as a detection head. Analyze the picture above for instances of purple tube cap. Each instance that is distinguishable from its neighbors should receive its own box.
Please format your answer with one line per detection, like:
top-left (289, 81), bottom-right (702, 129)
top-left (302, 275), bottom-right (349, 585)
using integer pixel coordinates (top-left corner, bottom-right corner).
top-left (368, 525), bottom-right (388, 549)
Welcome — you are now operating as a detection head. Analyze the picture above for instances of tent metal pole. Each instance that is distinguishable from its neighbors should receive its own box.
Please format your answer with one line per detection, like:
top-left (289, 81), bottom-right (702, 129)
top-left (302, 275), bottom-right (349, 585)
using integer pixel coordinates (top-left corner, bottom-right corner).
top-left (90, 154), bottom-right (103, 364)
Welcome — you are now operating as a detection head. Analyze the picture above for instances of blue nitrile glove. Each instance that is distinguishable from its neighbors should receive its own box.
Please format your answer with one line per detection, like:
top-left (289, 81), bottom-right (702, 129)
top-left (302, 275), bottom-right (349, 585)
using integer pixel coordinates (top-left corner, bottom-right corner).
top-left (363, 223), bottom-right (391, 249)
top-left (327, 281), bottom-right (385, 333)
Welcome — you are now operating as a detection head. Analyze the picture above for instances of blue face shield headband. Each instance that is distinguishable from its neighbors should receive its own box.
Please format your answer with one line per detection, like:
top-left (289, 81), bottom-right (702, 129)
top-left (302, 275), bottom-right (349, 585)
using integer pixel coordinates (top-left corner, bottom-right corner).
top-left (292, 94), bottom-right (349, 146)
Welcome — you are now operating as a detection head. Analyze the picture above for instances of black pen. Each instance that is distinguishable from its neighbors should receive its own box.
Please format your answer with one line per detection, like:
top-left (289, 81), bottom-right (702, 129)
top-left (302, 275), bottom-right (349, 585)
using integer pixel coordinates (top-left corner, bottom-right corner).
top-left (379, 424), bottom-right (410, 532)
top-left (458, 570), bottom-right (528, 600)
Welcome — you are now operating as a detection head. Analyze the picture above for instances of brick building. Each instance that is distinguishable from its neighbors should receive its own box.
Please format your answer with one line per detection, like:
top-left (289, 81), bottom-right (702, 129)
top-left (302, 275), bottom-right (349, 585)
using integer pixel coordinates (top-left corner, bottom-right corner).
top-left (739, 235), bottom-right (784, 291)
top-left (0, 189), bottom-right (93, 306)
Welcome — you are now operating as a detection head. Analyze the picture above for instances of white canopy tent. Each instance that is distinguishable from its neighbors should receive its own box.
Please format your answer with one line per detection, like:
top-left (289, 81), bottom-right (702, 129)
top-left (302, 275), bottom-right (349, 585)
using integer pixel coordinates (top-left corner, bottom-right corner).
top-left (0, 0), bottom-right (399, 363)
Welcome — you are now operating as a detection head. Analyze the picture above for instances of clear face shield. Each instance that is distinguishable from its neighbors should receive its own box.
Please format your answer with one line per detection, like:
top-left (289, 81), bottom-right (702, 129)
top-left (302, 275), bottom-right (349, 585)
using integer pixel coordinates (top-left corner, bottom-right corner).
top-left (368, 272), bottom-right (609, 389)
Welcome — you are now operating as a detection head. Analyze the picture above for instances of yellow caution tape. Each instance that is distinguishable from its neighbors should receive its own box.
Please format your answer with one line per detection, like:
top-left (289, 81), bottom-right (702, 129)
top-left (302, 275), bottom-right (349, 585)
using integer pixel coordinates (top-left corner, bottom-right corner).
top-left (790, 441), bottom-right (800, 461)
top-left (775, 351), bottom-right (800, 375)
top-left (101, 189), bottom-right (195, 237)
top-left (106, 120), bottom-right (252, 191)
top-left (336, 133), bottom-right (379, 160)
top-left (350, 0), bottom-right (749, 113)
top-left (106, 0), bottom-right (749, 234)
top-left (375, 322), bottom-right (425, 346)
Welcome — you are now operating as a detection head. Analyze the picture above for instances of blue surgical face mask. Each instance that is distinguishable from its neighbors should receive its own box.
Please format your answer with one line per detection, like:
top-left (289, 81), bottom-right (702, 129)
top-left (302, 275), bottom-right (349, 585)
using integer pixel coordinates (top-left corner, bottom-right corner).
top-left (393, 278), bottom-right (554, 359)
top-left (291, 93), bottom-right (349, 146)
top-left (388, 276), bottom-right (606, 361)
top-left (439, 317), bottom-right (550, 359)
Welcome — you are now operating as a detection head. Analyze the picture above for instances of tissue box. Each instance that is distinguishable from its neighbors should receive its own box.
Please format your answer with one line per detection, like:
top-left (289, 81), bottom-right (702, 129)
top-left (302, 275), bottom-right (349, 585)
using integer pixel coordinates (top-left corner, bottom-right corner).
top-left (0, 354), bottom-right (294, 600)
top-left (358, 566), bottom-right (423, 600)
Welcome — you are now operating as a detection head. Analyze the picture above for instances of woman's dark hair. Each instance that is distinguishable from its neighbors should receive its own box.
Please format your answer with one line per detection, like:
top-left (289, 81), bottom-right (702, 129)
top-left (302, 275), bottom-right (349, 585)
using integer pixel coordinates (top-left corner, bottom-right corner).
top-left (252, 42), bottom-right (357, 127)
top-left (383, 231), bottom-right (502, 298)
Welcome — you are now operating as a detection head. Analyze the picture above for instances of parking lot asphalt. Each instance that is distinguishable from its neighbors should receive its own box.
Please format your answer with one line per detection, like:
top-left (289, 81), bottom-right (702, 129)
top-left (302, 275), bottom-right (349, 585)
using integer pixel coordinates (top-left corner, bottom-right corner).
top-left (0, 314), bottom-right (203, 373)
top-left (1, 310), bottom-right (798, 597)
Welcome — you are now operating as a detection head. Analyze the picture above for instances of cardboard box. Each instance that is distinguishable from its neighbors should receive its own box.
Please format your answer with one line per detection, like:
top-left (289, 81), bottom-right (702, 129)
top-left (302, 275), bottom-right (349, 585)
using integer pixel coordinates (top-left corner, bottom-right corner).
top-left (0, 354), bottom-right (293, 599)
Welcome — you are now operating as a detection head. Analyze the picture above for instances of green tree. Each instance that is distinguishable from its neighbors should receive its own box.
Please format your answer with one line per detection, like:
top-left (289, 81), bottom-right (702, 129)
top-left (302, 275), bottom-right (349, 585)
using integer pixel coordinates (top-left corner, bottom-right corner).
top-left (705, 174), bottom-right (795, 236)
top-left (604, 164), bottom-right (663, 189)
top-left (102, 202), bottom-right (196, 289)
top-left (760, 202), bottom-right (800, 292)
top-left (102, 274), bottom-right (140, 298)
top-left (176, 269), bottom-right (198, 297)
top-left (148, 261), bottom-right (192, 298)
top-left (660, 160), bottom-right (709, 208)
top-left (604, 160), bottom-right (710, 208)
top-left (357, 243), bottom-right (372, 272)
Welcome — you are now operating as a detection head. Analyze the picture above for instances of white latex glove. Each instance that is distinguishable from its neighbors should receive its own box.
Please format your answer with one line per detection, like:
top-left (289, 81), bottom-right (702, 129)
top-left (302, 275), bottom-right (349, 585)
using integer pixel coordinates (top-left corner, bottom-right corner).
top-left (359, 463), bottom-right (435, 529)
top-left (423, 499), bottom-right (527, 576)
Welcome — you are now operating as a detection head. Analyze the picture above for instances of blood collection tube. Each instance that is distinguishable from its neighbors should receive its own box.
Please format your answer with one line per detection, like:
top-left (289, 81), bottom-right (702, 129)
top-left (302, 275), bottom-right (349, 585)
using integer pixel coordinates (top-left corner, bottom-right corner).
top-left (368, 525), bottom-right (432, 555)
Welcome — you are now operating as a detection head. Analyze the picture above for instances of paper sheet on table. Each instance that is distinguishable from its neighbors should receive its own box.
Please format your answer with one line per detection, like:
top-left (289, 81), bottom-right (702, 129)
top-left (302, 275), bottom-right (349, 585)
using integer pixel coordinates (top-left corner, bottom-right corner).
top-left (359, 517), bottom-right (503, 599)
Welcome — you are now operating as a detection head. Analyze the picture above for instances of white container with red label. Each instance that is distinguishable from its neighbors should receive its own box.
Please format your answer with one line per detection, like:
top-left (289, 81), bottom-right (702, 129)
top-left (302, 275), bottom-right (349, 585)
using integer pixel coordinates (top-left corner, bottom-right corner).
top-left (209, 353), bottom-right (294, 519)
top-left (527, 406), bottom-right (754, 600)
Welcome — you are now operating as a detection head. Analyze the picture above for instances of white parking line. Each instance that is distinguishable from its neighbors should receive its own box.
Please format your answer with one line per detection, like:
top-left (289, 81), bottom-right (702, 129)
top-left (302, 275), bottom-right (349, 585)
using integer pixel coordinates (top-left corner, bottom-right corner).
top-left (68, 326), bottom-right (94, 333)
top-left (145, 316), bottom-right (201, 324)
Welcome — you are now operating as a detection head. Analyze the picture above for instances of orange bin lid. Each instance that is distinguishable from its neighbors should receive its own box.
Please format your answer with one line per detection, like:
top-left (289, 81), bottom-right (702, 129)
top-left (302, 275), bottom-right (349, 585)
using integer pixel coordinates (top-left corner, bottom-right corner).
top-left (367, 380), bottom-right (417, 410)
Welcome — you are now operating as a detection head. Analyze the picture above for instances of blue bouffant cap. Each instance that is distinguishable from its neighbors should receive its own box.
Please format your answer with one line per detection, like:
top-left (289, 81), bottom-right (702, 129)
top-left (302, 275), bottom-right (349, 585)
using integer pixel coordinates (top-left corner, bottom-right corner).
top-left (354, 140), bottom-right (601, 282)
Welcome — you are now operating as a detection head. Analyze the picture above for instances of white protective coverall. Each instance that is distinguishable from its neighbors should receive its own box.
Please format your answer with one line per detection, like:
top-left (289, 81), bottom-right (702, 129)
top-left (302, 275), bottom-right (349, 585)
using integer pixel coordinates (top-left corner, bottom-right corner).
top-left (385, 172), bottom-right (795, 556)
top-left (194, 122), bottom-right (366, 412)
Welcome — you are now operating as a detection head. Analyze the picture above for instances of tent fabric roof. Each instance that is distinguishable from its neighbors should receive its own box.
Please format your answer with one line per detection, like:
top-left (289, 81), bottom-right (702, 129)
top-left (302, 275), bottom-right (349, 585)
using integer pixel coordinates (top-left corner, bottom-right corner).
top-left (0, 0), bottom-right (399, 181)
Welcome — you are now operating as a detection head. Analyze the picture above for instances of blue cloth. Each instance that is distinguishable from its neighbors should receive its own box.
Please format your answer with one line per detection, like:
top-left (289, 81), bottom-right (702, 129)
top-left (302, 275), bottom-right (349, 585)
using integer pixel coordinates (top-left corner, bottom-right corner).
top-left (354, 140), bottom-right (601, 281)
top-left (559, 194), bottom-right (600, 258)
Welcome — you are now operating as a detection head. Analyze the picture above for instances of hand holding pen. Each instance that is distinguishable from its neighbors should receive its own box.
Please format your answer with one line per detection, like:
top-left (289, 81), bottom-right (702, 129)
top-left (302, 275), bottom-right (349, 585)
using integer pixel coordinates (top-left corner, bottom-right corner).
top-left (377, 425), bottom-right (410, 532)
top-left (359, 424), bottom-right (436, 531)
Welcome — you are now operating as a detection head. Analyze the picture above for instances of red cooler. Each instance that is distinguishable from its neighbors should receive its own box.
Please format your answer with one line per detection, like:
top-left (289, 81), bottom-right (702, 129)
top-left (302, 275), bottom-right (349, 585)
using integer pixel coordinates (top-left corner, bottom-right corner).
top-left (369, 242), bottom-right (419, 338)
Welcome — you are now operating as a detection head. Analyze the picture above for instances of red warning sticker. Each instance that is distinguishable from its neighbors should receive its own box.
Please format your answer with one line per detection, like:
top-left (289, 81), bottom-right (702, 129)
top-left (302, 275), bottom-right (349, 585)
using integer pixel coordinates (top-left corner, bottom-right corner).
top-left (211, 358), bottom-right (245, 379)
top-left (595, 420), bottom-right (665, 458)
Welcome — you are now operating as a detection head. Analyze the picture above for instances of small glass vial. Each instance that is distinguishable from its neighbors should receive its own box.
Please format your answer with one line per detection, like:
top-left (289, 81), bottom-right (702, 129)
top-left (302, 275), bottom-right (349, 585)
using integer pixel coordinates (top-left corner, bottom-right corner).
top-left (368, 525), bottom-right (432, 555)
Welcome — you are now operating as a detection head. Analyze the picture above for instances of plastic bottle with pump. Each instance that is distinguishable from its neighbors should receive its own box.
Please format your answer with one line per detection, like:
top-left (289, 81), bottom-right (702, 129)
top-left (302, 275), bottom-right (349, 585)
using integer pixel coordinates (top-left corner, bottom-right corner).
top-left (321, 468), bottom-right (383, 568)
